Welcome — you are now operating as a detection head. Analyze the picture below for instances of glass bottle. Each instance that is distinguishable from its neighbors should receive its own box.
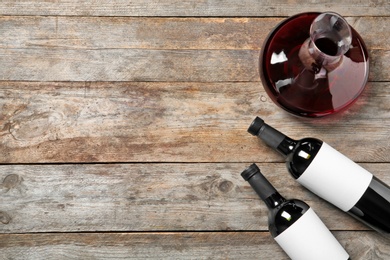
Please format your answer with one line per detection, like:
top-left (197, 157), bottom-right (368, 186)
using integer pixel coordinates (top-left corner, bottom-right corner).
top-left (260, 12), bottom-right (369, 117)
top-left (248, 116), bottom-right (390, 236)
top-left (241, 163), bottom-right (350, 260)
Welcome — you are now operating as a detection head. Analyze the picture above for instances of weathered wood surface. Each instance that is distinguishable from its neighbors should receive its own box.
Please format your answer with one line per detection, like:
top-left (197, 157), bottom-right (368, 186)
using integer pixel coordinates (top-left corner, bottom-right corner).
top-left (0, 1), bottom-right (389, 17)
top-left (4, 163), bottom-right (389, 233)
top-left (1, 231), bottom-right (389, 260)
top-left (0, 81), bottom-right (390, 163)
top-left (1, 1), bottom-right (390, 259)
top-left (0, 17), bottom-right (389, 81)
top-left (0, 16), bottom-right (387, 50)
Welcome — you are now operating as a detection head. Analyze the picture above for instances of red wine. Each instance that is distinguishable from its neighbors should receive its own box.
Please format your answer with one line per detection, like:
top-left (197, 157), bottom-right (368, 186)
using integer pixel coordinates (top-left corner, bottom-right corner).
top-left (248, 117), bottom-right (390, 236)
top-left (315, 38), bottom-right (339, 56)
top-left (241, 164), bottom-right (350, 260)
top-left (260, 13), bottom-right (369, 117)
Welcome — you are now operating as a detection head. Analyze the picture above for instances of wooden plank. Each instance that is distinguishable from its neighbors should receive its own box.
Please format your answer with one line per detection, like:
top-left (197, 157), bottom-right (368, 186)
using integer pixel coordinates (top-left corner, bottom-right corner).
top-left (0, 231), bottom-right (389, 259)
top-left (0, 232), bottom-right (299, 259)
top-left (0, 17), bottom-right (273, 50)
top-left (1, 48), bottom-right (388, 82)
top-left (1, 163), bottom-right (389, 233)
top-left (0, 16), bottom-right (386, 50)
top-left (0, 1), bottom-right (389, 17)
top-left (0, 17), bottom-right (388, 82)
top-left (0, 49), bottom-right (260, 82)
top-left (0, 81), bottom-right (390, 163)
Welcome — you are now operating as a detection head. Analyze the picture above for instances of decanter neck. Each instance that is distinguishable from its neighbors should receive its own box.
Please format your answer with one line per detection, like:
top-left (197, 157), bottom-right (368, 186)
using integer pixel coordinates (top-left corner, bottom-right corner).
top-left (299, 12), bottom-right (352, 72)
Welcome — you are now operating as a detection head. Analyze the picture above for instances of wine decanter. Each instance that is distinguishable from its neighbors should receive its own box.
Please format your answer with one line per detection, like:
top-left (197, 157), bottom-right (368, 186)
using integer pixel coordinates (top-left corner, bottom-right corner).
top-left (260, 12), bottom-right (369, 117)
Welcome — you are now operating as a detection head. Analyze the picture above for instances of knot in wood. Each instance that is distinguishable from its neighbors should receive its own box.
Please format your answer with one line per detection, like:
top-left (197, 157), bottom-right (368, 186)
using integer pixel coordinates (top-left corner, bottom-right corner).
top-left (218, 180), bottom-right (234, 193)
top-left (2, 174), bottom-right (21, 189)
top-left (0, 211), bottom-right (11, 224)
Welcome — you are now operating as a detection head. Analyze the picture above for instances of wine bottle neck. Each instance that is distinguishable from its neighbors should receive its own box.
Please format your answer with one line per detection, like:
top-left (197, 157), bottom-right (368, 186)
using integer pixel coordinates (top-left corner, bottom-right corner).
top-left (241, 164), bottom-right (286, 209)
top-left (247, 117), bottom-right (297, 157)
top-left (263, 192), bottom-right (286, 209)
top-left (277, 136), bottom-right (297, 157)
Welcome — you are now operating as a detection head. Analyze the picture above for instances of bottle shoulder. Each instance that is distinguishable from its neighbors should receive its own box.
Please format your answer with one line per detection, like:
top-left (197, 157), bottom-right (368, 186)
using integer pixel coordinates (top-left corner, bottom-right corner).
top-left (286, 138), bottom-right (323, 179)
top-left (268, 199), bottom-right (310, 237)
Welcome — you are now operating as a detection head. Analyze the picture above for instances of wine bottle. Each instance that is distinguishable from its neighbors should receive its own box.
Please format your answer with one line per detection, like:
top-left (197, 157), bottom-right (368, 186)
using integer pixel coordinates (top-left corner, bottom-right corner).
top-left (248, 116), bottom-right (390, 235)
top-left (241, 163), bottom-right (350, 260)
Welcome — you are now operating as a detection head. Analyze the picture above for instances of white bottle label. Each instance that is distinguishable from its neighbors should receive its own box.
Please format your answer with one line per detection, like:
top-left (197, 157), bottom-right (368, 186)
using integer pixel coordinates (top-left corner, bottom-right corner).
top-left (297, 142), bottom-right (373, 211)
top-left (274, 208), bottom-right (349, 260)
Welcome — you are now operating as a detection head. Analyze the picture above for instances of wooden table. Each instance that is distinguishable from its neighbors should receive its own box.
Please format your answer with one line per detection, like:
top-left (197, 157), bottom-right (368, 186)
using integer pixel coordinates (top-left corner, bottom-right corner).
top-left (1, 1), bottom-right (390, 259)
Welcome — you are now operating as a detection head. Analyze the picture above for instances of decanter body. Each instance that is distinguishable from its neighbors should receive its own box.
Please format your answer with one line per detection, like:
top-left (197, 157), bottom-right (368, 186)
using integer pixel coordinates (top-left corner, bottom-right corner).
top-left (260, 12), bottom-right (369, 117)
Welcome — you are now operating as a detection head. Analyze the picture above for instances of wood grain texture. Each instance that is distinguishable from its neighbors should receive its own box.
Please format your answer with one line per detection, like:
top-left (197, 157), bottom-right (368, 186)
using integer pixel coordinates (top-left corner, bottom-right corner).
top-left (0, 49), bottom-right (261, 82)
top-left (0, 1), bottom-right (389, 17)
top-left (0, 231), bottom-right (389, 260)
top-left (1, 48), bottom-right (388, 82)
top-left (0, 16), bottom-right (386, 50)
top-left (0, 17), bottom-right (273, 50)
top-left (0, 81), bottom-right (389, 163)
top-left (1, 163), bottom-right (389, 233)
top-left (0, 17), bottom-right (389, 82)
